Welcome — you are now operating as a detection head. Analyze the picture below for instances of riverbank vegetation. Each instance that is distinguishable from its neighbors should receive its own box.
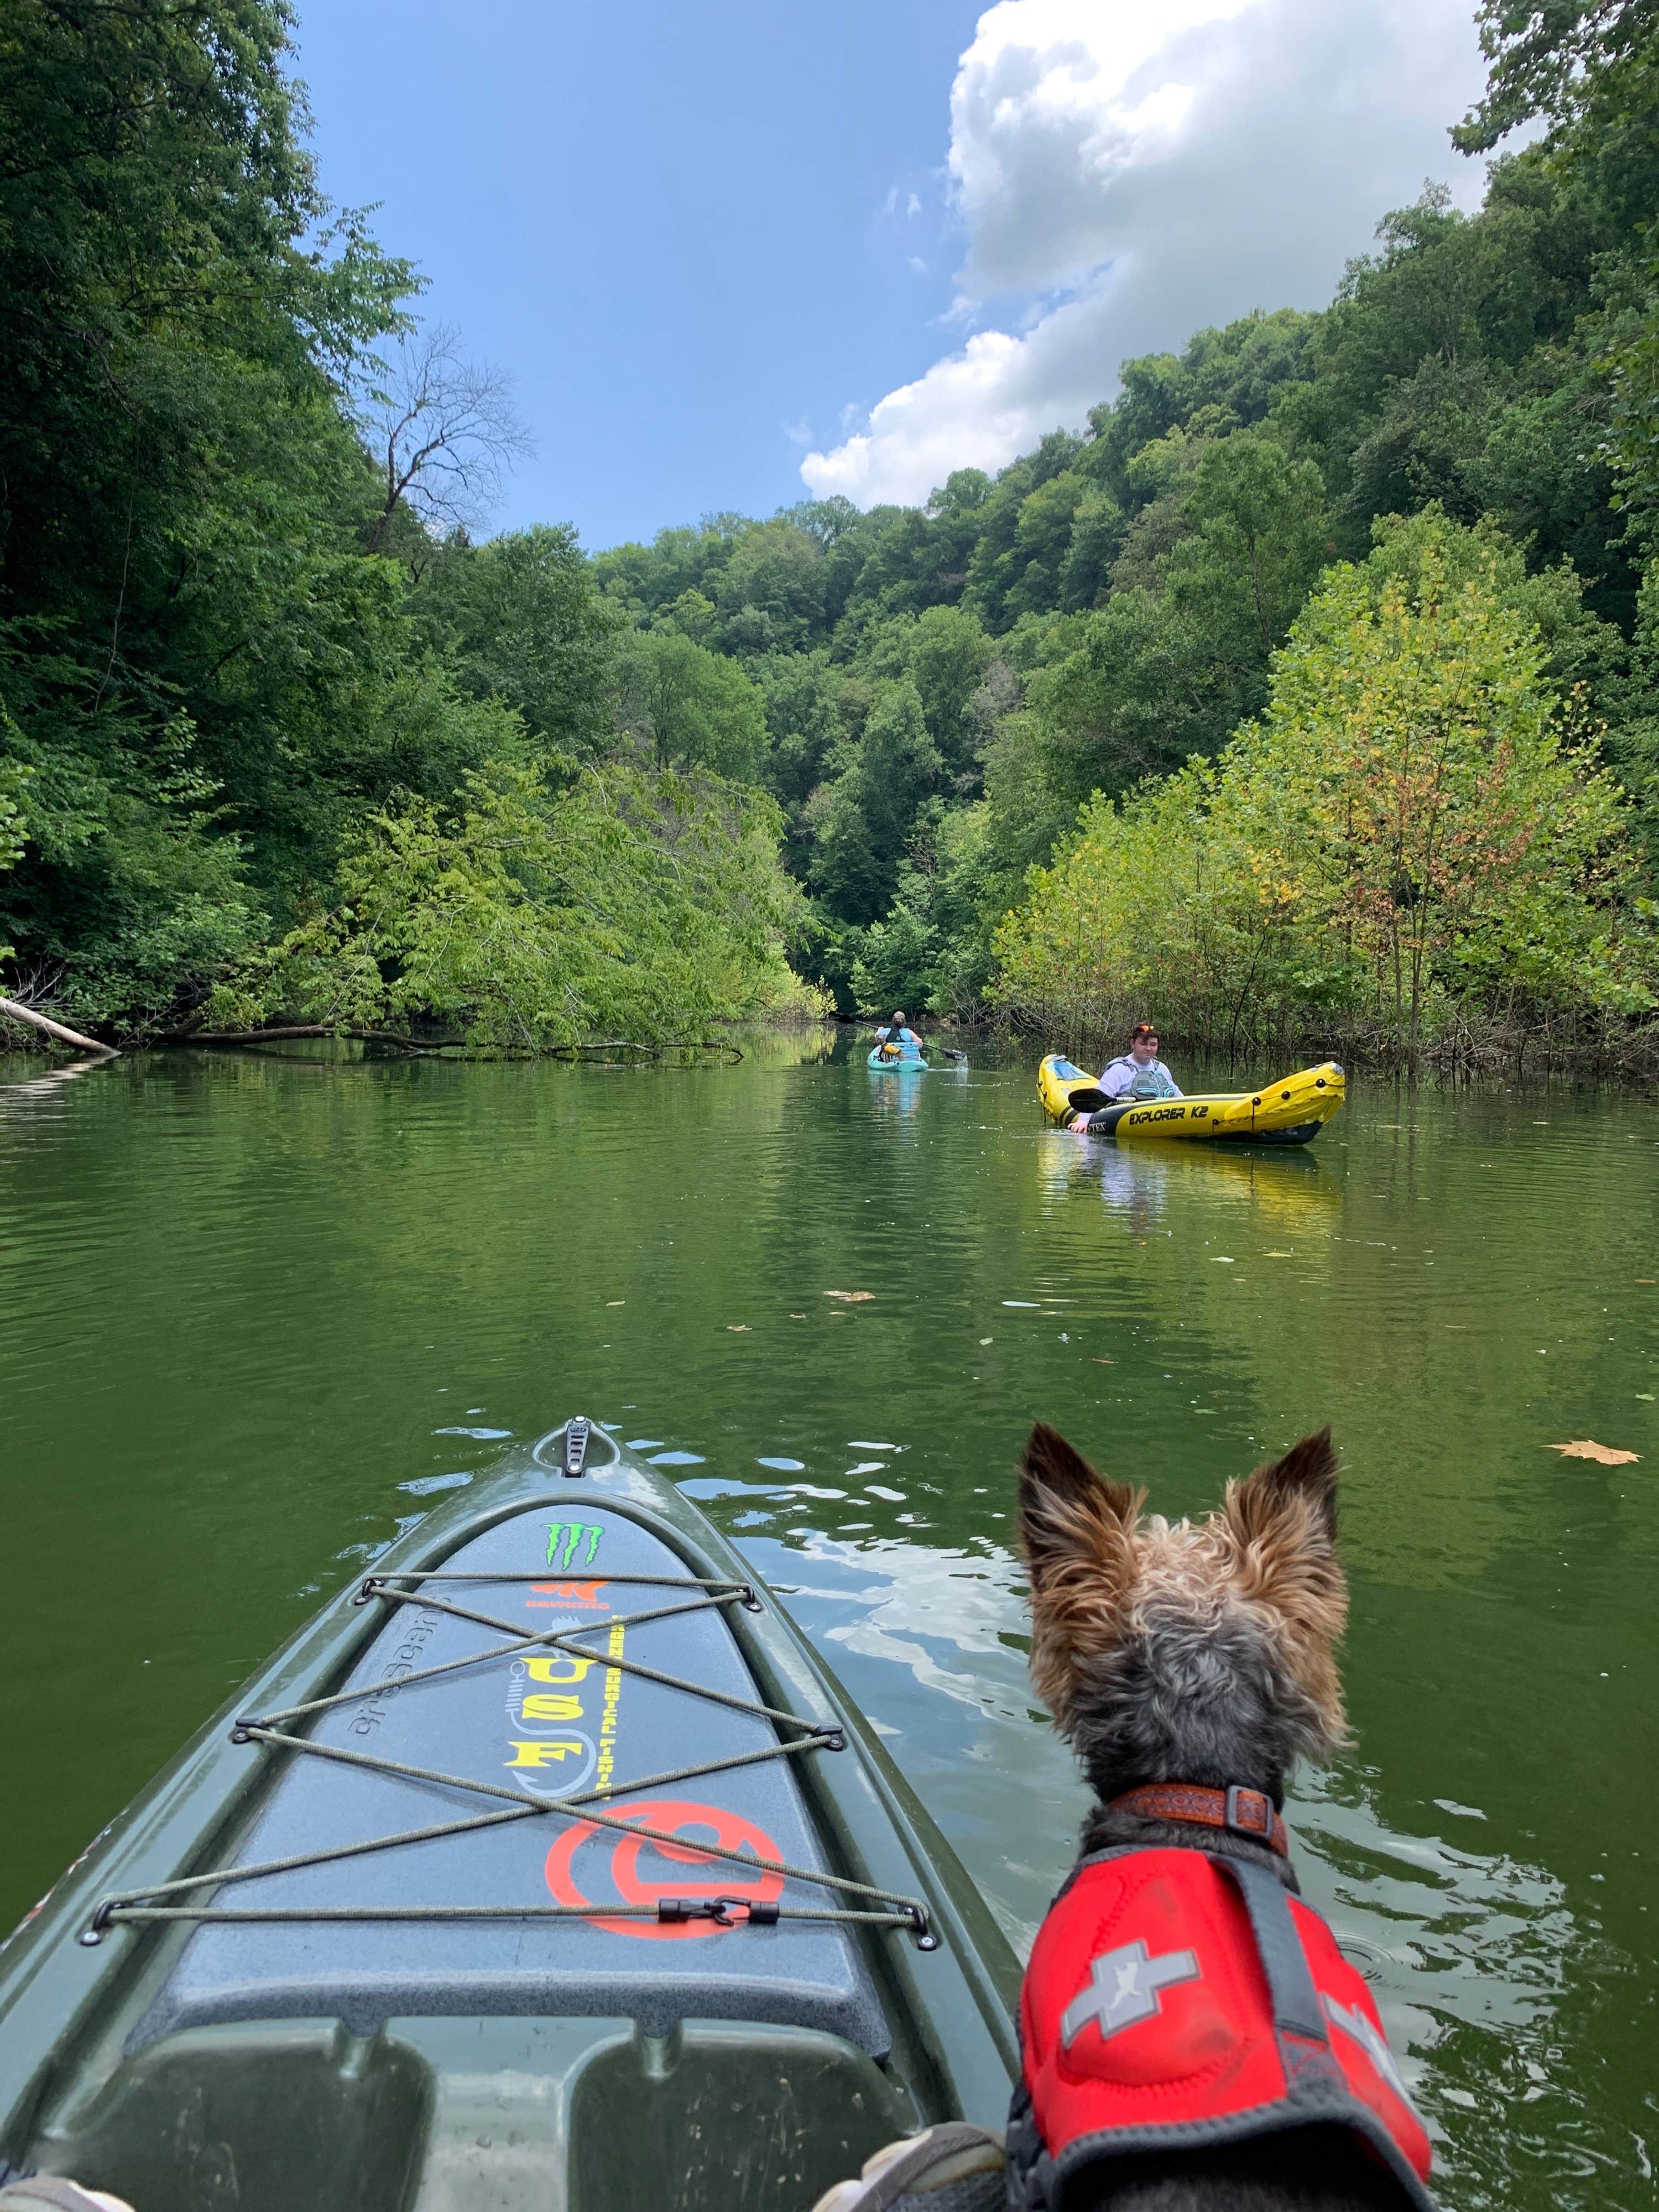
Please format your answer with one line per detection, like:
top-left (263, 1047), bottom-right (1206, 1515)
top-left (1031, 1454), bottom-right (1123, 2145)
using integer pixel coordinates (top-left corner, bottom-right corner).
top-left (992, 523), bottom-right (1648, 1059)
top-left (3, 0), bottom-right (1659, 1061)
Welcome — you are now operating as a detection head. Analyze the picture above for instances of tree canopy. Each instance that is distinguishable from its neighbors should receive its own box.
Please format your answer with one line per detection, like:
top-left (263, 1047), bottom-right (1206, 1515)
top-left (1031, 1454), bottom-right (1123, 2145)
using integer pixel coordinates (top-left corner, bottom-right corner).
top-left (4, 0), bottom-right (1659, 1058)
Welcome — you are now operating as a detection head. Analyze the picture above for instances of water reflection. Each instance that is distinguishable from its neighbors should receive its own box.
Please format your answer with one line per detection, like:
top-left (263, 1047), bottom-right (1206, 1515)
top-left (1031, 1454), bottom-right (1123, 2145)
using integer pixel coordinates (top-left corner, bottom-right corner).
top-left (0, 1053), bottom-right (120, 1102)
top-left (867, 1066), bottom-right (926, 1117)
top-left (1292, 1774), bottom-right (1587, 2210)
top-left (1040, 1126), bottom-right (1340, 1246)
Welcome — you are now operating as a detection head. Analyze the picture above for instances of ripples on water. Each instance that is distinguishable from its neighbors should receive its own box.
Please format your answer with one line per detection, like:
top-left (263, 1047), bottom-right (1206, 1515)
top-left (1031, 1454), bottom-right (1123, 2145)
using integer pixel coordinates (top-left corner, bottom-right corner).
top-left (2, 1035), bottom-right (1655, 2210)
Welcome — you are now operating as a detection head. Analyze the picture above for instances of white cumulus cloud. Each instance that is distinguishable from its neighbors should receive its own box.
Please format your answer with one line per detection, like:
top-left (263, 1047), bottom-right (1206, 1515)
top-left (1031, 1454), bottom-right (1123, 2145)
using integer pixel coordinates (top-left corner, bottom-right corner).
top-left (802, 0), bottom-right (1491, 509)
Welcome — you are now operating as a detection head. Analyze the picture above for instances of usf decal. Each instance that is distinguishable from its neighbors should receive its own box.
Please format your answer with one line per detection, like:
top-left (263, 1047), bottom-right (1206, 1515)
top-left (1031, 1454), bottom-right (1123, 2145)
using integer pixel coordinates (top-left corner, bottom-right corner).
top-left (505, 1649), bottom-right (600, 1797)
top-left (546, 1520), bottom-right (603, 1571)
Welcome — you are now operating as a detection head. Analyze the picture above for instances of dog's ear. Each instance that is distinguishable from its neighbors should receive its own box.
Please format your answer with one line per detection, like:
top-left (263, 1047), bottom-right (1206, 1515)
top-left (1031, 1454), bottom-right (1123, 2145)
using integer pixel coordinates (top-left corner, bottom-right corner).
top-left (1018, 1422), bottom-right (1142, 1729)
top-left (1019, 1421), bottom-right (1142, 1594)
top-left (1222, 1427), bottom-right (1347, 1747)
top-left (1229, 1426), bottom-right (1339, 1550)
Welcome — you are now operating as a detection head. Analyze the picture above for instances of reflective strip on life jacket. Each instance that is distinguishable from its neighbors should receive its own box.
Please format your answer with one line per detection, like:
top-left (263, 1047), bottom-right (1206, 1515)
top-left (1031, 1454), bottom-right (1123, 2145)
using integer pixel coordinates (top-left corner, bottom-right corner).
top-left (1008, 1848), bottom-right (1435, 2211)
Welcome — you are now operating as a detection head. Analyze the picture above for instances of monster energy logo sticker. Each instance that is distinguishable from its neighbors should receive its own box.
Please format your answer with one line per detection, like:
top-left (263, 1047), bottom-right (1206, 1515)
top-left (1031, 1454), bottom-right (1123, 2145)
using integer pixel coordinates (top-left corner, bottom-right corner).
top-left (546, 1521), bottom-right (602, 1571)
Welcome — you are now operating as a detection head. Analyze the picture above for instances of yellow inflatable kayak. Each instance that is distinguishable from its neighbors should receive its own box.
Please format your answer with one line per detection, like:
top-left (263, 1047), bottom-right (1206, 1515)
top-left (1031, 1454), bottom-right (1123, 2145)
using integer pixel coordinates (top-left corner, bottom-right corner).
top-left (1037, 1055), bottom-right (1345, 1145)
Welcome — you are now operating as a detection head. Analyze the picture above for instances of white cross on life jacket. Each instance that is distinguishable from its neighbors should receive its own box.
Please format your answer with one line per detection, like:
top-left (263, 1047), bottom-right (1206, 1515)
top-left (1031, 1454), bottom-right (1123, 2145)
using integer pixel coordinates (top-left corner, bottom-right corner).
top-left (1321, 1994), bottom-right (1419, 2115)
top-left (1060, 1939), bottom-right (1202, 2048)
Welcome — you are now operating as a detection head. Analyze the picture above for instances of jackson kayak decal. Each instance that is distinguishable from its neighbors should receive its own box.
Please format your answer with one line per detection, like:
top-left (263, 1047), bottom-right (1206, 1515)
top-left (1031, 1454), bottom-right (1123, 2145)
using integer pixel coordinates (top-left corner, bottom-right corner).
top-left (544, 1797), bottom-right (785, 1939)
top-left (546, 1520), bottom-right (602, 1571)
top-left (505, 1648), bottom-right (599, 1796)
top-left (525, 1578), bottom-right (609, 1611)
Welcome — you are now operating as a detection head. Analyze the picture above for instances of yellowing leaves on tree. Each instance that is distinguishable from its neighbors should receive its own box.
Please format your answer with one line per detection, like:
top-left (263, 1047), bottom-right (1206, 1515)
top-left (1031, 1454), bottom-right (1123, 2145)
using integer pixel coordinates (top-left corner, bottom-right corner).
top-left (990, 524), bottom-right (1653, 1055)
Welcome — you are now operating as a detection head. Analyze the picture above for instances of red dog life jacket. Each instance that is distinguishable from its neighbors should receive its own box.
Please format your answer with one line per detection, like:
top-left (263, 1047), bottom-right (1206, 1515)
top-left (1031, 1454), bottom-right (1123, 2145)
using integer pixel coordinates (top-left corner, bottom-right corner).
top-left (1006, 1849), bottom-right (1435, 2211)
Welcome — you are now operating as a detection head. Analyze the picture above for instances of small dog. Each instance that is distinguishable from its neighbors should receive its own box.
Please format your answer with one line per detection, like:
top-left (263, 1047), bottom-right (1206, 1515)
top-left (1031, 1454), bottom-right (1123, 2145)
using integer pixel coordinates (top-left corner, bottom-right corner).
top-left (1007, 1422), bottom-right (1434, 2212)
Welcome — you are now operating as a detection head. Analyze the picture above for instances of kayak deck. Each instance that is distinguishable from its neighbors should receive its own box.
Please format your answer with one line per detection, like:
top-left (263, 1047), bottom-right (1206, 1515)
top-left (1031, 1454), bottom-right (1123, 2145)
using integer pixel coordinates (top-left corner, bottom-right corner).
top-left (128, 1500), bottom-right (889, 2053)
top-left (1037, 1055), bottom-right (1345, 1145)
top-left (868, 1046), bottom-right (927, 1069)
top-left (1, 1427), bottom-right (1019, 2212)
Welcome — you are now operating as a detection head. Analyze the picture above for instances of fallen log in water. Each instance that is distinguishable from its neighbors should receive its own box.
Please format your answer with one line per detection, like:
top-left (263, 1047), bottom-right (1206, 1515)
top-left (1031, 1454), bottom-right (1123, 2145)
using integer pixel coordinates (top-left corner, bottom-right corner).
top-left (160, 1023), bottom-right (434, 1053)
top-left (156, 1025), bottom-right (744, 1063)
top-left (0, 995), bottom-right (118, 1057)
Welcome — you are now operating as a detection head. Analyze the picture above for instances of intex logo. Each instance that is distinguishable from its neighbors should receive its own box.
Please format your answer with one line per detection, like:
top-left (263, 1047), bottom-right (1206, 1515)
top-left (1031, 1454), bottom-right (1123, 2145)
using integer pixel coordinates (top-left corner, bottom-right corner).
top-left (547, 1521), bottom-right (602, 1571)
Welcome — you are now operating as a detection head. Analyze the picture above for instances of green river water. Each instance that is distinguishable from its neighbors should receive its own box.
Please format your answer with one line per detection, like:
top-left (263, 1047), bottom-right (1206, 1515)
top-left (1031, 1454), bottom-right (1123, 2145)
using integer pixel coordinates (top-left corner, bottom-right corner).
top-left (1, 1032), bottom-right (1655, 2209)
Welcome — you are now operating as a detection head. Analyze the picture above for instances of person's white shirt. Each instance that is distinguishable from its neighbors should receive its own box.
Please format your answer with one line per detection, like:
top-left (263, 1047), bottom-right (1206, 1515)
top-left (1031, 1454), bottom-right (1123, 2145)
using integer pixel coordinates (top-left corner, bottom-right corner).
top-left (1098, 1052), bottom-right (1182, 1100)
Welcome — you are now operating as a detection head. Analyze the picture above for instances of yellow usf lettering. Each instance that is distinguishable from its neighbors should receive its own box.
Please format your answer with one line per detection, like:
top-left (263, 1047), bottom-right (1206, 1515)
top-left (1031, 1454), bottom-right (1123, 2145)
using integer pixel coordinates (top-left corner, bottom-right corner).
top-left (504, 1739), bottom-right (588, 1770)
top-left (519, 1693), bottom-right (583, 1721)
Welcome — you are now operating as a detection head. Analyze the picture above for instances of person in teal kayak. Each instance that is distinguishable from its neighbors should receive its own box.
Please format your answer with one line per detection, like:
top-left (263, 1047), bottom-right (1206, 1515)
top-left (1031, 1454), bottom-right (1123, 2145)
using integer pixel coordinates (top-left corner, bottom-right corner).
top-left (873, 1010), bottom-right (922, 1060)
top-left (1097, 1022), bottom-right (1182, 1102)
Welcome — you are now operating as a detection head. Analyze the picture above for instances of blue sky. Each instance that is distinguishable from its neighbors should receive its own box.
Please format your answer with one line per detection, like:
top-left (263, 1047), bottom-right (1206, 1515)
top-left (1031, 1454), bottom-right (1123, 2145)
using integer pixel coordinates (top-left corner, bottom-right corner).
top-left (293, 0), bottom-right (985, 547)
top-left (291, 0), bottom-right (1490, 552)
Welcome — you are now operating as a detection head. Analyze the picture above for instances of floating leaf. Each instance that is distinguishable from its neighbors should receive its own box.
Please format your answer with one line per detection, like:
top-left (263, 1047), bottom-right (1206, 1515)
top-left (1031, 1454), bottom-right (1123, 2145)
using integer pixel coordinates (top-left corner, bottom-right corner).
top-left (726, 1324), bottom-right (750, 1332)
top-left (1549, 1439), bottom-right (1641, 1465)
top-left (823, 1290), bottom-right (874, 1302)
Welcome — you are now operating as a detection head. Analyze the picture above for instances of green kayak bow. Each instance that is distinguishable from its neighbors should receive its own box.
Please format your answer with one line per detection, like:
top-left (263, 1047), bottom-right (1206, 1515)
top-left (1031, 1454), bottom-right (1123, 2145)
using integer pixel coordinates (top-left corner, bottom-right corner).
top-left (0, 1423), bottom-right (1018, 2212)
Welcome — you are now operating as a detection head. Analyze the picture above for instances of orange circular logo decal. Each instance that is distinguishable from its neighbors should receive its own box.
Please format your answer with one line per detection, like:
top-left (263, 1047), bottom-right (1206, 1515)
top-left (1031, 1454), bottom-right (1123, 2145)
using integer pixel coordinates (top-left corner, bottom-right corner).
top-left (544, 1797), bottom-right (785, 1939)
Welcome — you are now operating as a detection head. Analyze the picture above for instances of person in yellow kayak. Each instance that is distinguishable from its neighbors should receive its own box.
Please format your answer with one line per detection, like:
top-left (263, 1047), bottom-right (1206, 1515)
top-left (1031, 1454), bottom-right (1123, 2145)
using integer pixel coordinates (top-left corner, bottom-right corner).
top-left (1070, 1021), bottom-right (1182, 1128)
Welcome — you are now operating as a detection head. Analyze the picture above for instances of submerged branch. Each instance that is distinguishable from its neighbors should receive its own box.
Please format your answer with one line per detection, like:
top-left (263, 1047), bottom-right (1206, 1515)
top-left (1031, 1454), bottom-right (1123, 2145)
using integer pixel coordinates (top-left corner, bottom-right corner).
top-left (157, 1025), bottom-right (744, 1064)
top-left (159, 1024), bottom-right (436, 1053)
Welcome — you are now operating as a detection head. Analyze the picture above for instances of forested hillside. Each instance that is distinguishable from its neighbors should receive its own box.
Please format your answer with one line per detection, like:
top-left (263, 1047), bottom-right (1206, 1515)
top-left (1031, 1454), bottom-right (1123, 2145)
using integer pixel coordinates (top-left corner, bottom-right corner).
top-left (4, 0), bottom-right (1658, 1056)
top-left (0, 0), bottom-right (808, 1046)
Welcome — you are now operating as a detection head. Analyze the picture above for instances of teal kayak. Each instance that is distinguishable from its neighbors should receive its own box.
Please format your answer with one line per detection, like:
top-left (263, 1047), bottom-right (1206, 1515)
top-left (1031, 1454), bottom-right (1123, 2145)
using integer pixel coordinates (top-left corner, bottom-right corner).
top-left (0, 1422), bottom-right (1018, 2212)
top-left (868, 1047), bottom-right (928, 1070)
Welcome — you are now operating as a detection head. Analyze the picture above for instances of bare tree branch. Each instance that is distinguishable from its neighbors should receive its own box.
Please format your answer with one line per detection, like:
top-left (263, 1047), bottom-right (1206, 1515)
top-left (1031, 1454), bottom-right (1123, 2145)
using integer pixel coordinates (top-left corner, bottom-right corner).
top-left (362, 324), bottom-right (533, 551)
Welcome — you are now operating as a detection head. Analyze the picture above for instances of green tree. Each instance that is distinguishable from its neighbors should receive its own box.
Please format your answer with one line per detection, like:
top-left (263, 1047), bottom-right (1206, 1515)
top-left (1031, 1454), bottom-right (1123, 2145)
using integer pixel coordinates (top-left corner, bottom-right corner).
top-left (1017, 436), bottom-right (1329, 811)
top-left (413, 525), bottom-right (622, 755)
top-left (1161, 435), bottom-right (1332, 656)
top-left (962, 433), bottom-right (1084, 631)
top-left (211, 757), bottom-right (808, 1047)
top-left (802, 678), bottom-right (942, 928)
top-left (0, 0), bottom-right (426, 1025)
top-left (859, 607), bottom-right (996, 779)
top-left (750, 649), bottom-right (848, 830)
top-left (850, 865), bottom-right (941, 1016)
top-left (614, 632), bottom-right (768, 779)
top-left (712, 520), bottom-right (827, 655)
top-left (993, 527), bottom-right (1650, 1052)
top-left (1456, 0), bottom-right (1659, 164)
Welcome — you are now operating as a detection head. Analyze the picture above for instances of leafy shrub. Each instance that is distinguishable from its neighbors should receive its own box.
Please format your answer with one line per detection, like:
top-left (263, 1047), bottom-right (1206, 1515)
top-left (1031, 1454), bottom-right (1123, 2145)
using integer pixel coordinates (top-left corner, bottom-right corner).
top-left (208, 758), bottom-right (808, 1047)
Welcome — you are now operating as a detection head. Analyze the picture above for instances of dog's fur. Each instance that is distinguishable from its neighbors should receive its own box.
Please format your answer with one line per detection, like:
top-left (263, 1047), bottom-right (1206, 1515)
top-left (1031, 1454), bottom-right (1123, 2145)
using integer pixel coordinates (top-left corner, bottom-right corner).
top-left (1018, 1422), bottom-right (1410, 2212)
